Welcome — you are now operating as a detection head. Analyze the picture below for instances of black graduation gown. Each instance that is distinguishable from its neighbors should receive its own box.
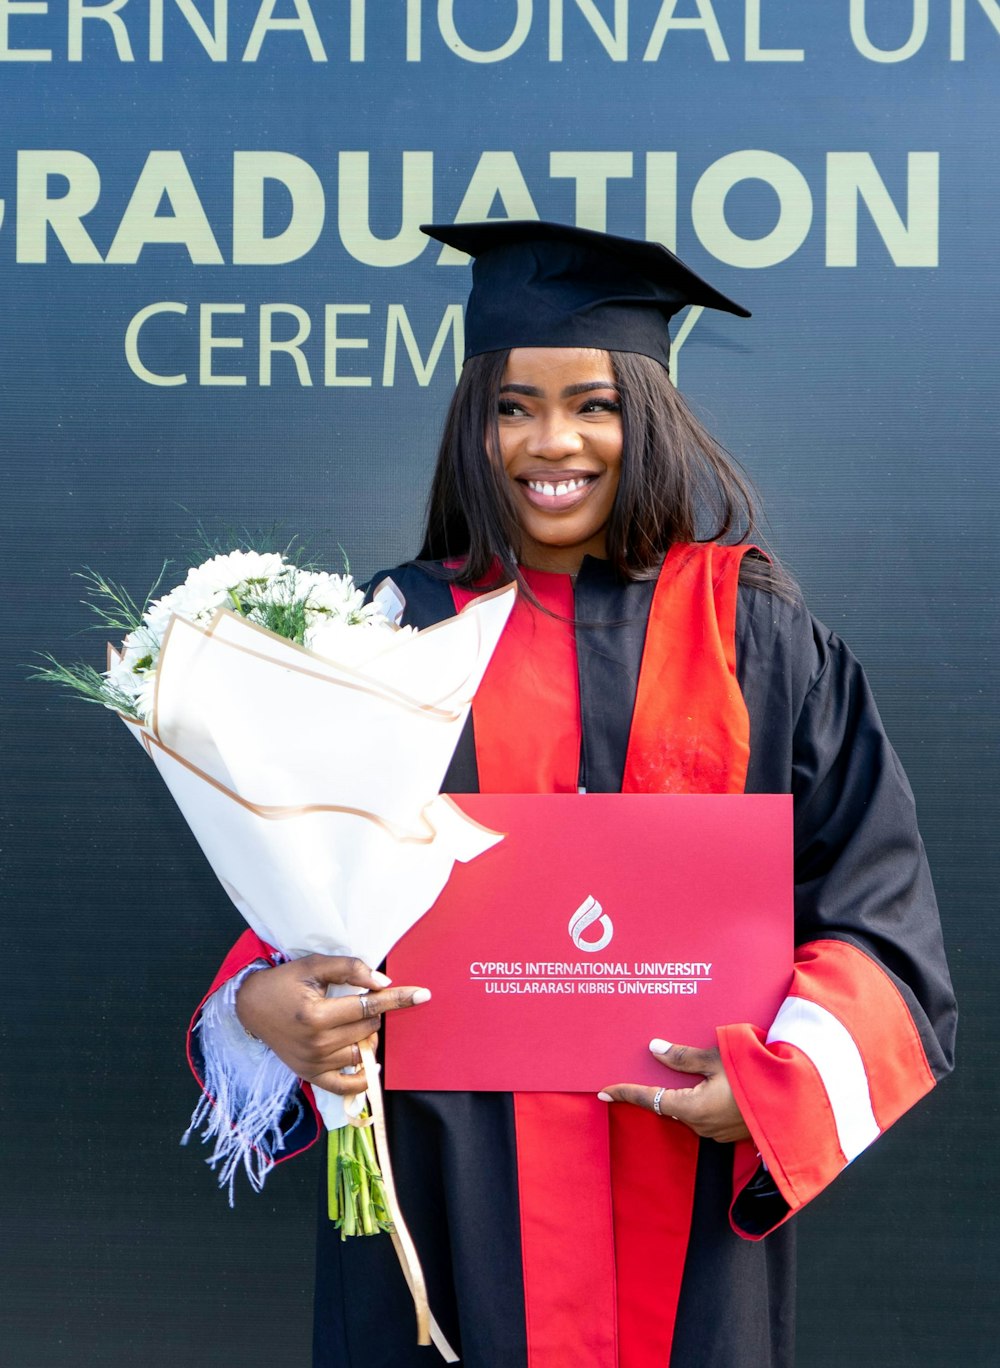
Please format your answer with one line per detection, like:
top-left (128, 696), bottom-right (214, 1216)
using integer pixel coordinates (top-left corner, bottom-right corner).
top-left (312, 557), bottom-right (956, 1368)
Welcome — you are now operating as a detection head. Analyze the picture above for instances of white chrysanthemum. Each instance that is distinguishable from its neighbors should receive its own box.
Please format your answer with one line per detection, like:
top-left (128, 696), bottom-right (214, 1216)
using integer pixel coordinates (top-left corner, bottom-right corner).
top-left (140, 599), bottom-right (177, 642)
top-left (303, 571), bottom-right (368, 621)
top-left (178, 579), bottom-right (232, 620)
top-left (104, 648), bottom-right (157, 725)
top-left (119, 624), bottom-right (160, 668)
top-left (105, 654), bottom-right (143, 698)
top-left (133, 671), bottom-right (158, 725)
top-left (95, 550), bottom-right (400, 722)
top-left (185, 550), bottom-right (288, 597)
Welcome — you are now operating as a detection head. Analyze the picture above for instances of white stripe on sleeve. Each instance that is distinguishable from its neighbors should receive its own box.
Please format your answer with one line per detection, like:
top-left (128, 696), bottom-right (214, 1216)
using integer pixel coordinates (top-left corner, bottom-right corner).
top-left (766, 996), bottom-right (881, 1163)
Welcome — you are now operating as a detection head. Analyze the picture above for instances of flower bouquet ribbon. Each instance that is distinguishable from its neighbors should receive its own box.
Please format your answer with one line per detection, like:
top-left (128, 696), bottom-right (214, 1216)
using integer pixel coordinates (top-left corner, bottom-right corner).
top-left (37, 551), bottom-right (516, 1360)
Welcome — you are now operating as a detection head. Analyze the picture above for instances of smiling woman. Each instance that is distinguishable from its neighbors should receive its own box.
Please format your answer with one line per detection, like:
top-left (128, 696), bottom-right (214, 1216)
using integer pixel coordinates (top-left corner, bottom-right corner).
top-left (190, 219), bottom-right (955, 1368)
top-left (496, 347), bottom-right (623, 573)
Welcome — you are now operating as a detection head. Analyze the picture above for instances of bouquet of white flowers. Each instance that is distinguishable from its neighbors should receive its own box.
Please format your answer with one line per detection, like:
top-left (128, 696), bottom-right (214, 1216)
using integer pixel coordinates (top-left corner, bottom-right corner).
top-left (36, 544), bottom-right (516, 1358)
top-left (42, 549), bottom-right (420, 725)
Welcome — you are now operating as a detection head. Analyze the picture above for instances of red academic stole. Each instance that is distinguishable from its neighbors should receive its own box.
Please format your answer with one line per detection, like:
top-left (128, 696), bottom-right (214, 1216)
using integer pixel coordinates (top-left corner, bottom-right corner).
top-left (450, 543), bottom-right (753, 1368)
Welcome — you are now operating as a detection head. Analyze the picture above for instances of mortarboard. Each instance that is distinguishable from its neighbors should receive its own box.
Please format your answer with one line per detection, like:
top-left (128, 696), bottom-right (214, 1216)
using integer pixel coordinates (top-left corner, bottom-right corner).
top-left (420, 219), bottom-right (750, 369)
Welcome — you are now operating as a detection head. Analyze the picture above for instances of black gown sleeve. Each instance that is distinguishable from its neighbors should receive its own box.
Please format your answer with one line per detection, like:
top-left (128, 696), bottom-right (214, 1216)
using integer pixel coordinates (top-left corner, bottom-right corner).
top-left (722, 588), bottom-right (956, 1236)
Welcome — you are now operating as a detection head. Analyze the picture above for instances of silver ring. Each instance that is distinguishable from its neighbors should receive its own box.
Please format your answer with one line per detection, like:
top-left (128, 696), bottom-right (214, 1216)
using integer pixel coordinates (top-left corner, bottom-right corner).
top-left (652, 1086), bottom-right (665, 1117)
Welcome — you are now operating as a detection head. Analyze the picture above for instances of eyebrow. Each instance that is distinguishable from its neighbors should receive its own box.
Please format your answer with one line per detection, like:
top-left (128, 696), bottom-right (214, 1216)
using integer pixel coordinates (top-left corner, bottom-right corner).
top-left (499, 380), bottom-right (618, 398)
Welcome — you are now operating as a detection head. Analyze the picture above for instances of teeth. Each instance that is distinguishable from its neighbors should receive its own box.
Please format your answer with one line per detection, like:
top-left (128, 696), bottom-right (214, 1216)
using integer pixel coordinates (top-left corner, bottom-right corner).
top-left (527, 477), bottom-right (590, 496)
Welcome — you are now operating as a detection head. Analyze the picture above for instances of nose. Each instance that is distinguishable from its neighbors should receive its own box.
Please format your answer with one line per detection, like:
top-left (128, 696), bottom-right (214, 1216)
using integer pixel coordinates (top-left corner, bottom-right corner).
top-left (526, 412), bottom-right (585, 460)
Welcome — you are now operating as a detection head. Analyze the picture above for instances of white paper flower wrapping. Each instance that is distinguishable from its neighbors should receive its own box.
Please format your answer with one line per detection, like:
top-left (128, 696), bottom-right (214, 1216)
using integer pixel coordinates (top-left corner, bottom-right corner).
top-left (116, 580), bottom-right (516, 1144)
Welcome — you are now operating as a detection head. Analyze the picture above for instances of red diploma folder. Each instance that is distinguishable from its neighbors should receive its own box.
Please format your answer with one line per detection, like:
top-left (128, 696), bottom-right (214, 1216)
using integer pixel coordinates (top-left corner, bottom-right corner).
top-left (386, 793), bottom-right (792, 1092)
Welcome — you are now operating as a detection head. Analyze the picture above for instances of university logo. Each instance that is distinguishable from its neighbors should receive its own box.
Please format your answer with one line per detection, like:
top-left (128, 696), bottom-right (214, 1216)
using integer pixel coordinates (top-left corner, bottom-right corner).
top-left (568, 895), bottom-right (614, 952)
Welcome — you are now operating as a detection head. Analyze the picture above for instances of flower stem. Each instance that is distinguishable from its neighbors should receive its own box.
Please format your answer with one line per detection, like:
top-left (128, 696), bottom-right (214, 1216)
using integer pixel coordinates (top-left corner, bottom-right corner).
top-left (327, 1116), bottom-right (395, 1240)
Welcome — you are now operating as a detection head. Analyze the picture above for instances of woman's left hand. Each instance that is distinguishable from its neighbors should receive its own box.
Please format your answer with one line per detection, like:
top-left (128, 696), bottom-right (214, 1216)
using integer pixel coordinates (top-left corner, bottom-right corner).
top-left (599, 1041), bottom-right (752, 1144)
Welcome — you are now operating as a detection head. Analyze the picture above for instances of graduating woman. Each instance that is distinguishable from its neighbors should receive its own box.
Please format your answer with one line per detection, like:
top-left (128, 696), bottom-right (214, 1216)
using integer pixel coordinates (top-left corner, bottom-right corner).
top-left (190, 221), bottom-right (956, 1368)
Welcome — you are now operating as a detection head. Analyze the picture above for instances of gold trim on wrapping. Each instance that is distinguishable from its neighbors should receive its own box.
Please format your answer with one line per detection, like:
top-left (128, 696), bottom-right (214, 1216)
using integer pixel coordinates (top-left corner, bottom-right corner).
top-left (436, 792), bottom-right (510, 843)
top-left (122, 722), bottom-right (453, 845)
top-left (204, 609), bottom-right (465, 715)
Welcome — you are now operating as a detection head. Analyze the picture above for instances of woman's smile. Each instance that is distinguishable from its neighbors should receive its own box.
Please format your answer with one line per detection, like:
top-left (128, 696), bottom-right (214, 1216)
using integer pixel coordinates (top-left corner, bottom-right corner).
top-left (518, 470), bottom-right (599, 510)
top-left (497, 347), bottom-right (623, 573)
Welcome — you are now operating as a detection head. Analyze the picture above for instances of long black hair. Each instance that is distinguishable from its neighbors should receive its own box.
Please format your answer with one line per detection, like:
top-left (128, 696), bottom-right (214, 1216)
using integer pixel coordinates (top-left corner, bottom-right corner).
top-left (418, 349), bottom-right (792, 597)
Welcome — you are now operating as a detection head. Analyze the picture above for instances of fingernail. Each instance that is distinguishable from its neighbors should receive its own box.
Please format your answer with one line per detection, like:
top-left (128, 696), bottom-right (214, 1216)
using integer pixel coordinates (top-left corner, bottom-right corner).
top-left (371, 970), bottom-right (392, 988)
top-left (411, 988), bottom-right (432, 1005)
top-left (649, 1038), bottom-right (671, 1054)
top-left (597, 1091), bottom-right (613, 1103)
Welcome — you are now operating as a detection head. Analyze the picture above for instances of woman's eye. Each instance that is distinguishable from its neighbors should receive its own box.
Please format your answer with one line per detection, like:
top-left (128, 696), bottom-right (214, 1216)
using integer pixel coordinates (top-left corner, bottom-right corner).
top-left (498, 399), bottom-right (526, 417)
top-left (580, 397), bottom-right (621, 414)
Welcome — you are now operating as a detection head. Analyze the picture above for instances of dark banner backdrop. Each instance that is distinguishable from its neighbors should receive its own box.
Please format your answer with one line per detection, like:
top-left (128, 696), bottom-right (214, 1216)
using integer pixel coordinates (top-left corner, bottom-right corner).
top-left (2, 5), bottom-right (996, 1364)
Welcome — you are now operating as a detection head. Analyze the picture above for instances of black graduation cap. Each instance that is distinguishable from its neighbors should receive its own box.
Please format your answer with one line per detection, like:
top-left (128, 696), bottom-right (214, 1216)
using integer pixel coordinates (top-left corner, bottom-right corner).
top-left (420, 219), bottom-right (750, 369)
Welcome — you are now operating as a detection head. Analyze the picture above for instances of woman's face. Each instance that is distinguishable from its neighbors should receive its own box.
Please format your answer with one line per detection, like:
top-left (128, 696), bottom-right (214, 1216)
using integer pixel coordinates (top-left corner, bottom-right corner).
top-left (496, 347), bottom-right (623, 574)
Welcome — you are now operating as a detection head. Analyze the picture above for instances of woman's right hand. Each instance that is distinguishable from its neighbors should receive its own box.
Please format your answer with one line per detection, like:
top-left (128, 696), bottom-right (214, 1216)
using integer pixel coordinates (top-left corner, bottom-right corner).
top-left (235, 954), bottom-right (430, 1095)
